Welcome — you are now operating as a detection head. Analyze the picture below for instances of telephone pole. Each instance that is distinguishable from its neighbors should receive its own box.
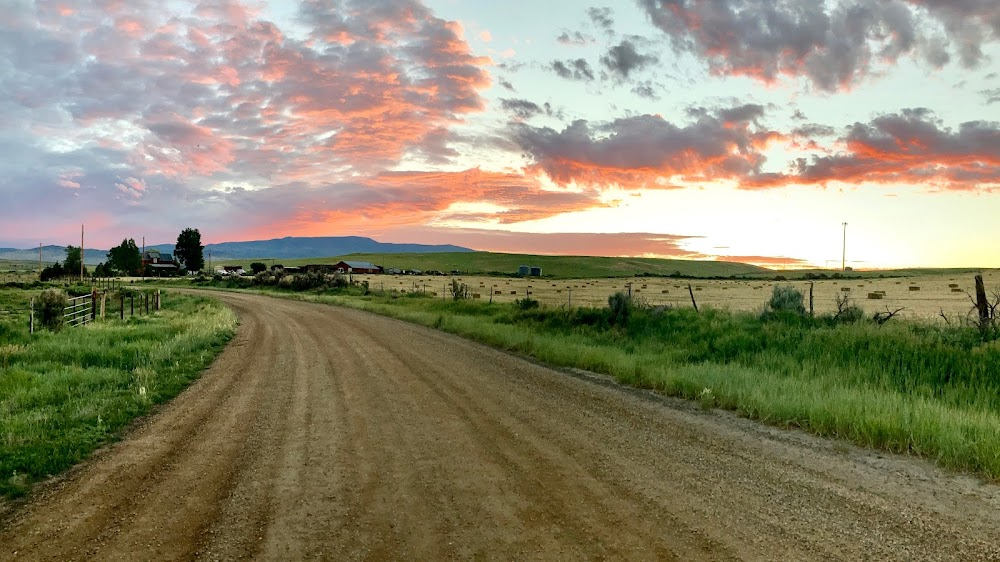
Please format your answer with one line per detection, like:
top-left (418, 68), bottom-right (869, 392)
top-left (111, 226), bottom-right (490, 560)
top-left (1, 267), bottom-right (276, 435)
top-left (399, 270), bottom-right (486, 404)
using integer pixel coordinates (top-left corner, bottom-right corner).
top-left (842, 222), bottom-right (848, 271)
top-left (81, 224), bottom-right (85, 282)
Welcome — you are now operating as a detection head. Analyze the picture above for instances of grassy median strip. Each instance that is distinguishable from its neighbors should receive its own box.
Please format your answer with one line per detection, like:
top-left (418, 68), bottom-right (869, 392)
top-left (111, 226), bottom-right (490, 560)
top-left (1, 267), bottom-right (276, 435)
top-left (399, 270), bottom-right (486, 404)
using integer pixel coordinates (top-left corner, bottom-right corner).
top-left (0, 290), bottom-right (236, 499)
top-left (218, 283), bottom-right (1000, 480)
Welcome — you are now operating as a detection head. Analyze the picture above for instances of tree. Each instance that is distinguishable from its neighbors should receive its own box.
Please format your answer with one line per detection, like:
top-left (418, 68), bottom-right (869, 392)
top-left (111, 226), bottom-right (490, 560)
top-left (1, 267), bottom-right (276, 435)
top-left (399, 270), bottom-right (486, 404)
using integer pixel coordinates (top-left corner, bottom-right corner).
top-left (40, 261), bottom-right (65, 282)
top-left (64, 246), bottom-right (87, 278)
top-left (250, 262), bottom-right (267, 274)
top-left (107, 238), bottom-right (142, 276)
top-left (174, 228), bottom-right (205, 272)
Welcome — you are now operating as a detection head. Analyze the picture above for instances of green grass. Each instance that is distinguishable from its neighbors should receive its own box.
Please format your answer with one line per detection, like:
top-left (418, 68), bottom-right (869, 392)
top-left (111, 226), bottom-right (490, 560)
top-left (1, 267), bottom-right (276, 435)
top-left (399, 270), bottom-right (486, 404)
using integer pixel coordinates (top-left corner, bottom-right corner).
top-left (0, 289), bottom-right (236, 498)
top-left (221, 282), bottom-right (1000, 480)
top-left (213, 251), bottom-right (771, 279)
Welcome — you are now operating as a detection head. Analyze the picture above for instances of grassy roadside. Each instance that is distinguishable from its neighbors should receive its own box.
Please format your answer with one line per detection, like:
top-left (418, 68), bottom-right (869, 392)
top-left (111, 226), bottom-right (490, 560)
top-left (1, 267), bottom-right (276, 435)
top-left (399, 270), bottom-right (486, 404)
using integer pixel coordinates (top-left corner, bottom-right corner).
top-left (0, 290), bottom-right (236, 499)
top-left (199, 280), bottom-right (1000, 480)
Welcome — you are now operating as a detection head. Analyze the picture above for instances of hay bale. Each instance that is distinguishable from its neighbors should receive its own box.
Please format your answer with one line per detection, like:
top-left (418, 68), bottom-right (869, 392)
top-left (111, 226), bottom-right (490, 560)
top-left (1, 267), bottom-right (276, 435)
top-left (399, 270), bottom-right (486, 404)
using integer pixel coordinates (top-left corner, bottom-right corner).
top-left (867, 293), bottom-right (883, 300)
top-left (510, 291), bottom-right (517, 295)
top-left (951, 288), bottom-right (964, 293)
top-left (841, 287), bottom-right (851, 292)
top-left (909, 286), bottom-right (921, 291)
top-left (472, 294), bottom-right (481, 299)
top-left (661, 290), bottom-right (669, 294)
top-left (948, 283), bottom-right (959, 288)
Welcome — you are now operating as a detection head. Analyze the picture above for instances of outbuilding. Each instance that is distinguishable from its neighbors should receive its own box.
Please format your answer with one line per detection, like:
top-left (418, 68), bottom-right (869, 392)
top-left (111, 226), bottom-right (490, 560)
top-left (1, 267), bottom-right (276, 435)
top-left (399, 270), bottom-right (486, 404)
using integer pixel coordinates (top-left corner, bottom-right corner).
top-left (333, 261), bottom-right (383, 274)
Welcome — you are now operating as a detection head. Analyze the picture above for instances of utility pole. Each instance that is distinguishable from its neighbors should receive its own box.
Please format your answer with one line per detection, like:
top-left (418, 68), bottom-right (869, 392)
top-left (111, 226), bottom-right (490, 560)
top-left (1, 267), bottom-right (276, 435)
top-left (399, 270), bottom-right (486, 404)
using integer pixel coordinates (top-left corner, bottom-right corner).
top-left (208, 250), bottom-right (212, 273)
top-left (142, 236), bottom-right (145, 280)
top-left (81, 224), bottom-right (85, 282)
top-left (842, 222), bottom-right (848, 271)
top-left (38, 243), bottom-right (42, 279)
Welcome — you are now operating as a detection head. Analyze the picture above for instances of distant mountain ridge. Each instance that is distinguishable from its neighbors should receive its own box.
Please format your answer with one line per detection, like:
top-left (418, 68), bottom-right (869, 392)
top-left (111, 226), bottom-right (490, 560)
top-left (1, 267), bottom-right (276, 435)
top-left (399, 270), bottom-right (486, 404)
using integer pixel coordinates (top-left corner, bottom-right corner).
top-left (0, 237), bottom-right (473, 265)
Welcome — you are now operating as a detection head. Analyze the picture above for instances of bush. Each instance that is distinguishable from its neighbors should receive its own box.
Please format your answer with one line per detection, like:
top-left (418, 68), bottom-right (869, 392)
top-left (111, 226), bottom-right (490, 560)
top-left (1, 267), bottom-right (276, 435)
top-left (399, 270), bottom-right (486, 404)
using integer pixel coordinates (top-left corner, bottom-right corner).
top-left (37, 289), bottom-right (68, 331)
top-left (766, 285), bottom-right (806, 316)
top-left (250, 262), bottom-right (267, 274)
top-left (451, 279), bottom-right (469, 300)
top-left (515, 296), bottom-right (539, 310)
top-left (833, 294), bottom-right (865, 323)
top-left (608, 291), bottom-right (635, 326)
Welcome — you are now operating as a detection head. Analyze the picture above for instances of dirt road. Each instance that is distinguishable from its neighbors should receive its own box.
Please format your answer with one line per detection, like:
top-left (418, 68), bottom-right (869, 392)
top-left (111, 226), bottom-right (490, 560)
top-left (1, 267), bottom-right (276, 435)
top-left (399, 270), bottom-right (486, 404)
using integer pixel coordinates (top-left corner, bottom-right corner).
top-left (3, 292), bottom-right (999, 561)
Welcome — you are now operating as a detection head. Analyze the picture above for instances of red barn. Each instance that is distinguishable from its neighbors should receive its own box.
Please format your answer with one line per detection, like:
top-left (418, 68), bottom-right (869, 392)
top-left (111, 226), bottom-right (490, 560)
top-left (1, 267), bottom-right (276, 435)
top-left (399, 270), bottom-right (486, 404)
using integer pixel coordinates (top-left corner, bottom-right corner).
top-left (333, 261), bottom-right (382, 274)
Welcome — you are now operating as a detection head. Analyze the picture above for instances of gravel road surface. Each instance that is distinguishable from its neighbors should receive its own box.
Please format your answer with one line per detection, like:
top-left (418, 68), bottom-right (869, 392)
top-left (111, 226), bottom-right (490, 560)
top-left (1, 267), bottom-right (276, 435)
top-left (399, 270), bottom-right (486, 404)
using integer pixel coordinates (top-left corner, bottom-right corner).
top-left (2, 291), bottom-right (999, 560)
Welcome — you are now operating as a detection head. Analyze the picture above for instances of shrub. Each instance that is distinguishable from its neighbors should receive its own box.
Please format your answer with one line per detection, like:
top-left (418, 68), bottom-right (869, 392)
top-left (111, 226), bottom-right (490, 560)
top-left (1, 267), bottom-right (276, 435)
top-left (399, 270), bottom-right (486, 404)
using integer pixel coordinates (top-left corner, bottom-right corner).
top-left (250, 262), bottom-right (267, 274)
top-left (833, 293), bottom-right (865, 323)
top-left (515, 296), bottom-right (539, 310)
top-left (37, 289), bottom-right (68, 331)
top-left (766, 285), bottom-right (806, 316)
top-left (451, 279), bottom-right (469, 300)
top-left (608, 291), bottom-right (634, 326)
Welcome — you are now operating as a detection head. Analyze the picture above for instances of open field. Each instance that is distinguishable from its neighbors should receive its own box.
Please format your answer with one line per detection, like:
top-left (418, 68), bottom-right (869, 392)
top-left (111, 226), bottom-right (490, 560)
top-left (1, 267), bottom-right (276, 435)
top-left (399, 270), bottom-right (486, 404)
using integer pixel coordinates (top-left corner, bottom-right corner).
top-left (0, 289), bottom-right (236, 498)
top-left (213, 251), bottom-right (771, 278)
top-left (355, 269), bottom-right (1000, 321)
top-left (3, 291), bottom-right (999, 560)
top-left (210, 251), bottom-right (993, 281)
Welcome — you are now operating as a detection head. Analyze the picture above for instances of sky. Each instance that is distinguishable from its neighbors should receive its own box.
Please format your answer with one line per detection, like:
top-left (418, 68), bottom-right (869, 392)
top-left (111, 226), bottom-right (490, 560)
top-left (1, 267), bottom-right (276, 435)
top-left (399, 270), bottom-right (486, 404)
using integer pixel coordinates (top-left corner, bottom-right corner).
top-left (1, 0), bottom-right (999, 268)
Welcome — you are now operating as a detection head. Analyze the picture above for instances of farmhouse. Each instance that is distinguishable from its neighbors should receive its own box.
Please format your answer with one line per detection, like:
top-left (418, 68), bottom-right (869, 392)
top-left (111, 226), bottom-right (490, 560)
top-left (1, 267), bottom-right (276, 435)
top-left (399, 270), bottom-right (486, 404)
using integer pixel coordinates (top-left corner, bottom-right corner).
top-left (334, 260), bottom-right (383, 274)
top-left (141, 249), bottom-right (179, 275)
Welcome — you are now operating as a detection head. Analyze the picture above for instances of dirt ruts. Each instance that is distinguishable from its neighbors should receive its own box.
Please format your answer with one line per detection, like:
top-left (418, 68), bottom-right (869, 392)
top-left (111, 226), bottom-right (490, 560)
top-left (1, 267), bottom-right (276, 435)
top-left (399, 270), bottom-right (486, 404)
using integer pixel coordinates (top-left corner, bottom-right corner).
top-left (2, 291), bottom-right (999, 560)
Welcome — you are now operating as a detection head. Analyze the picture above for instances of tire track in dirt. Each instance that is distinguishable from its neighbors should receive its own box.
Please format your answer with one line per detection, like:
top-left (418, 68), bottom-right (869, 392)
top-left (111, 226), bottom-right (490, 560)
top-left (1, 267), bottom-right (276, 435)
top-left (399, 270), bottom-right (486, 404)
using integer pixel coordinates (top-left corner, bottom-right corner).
top-left (2, 291), bottom-right (999, 561)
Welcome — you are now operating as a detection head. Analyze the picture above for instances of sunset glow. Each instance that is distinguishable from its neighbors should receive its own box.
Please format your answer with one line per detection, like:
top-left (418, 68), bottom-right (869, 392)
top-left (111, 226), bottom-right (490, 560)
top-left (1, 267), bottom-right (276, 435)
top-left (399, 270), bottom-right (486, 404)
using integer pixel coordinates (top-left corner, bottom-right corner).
top-left (2, 0), bottom-right (999, 268)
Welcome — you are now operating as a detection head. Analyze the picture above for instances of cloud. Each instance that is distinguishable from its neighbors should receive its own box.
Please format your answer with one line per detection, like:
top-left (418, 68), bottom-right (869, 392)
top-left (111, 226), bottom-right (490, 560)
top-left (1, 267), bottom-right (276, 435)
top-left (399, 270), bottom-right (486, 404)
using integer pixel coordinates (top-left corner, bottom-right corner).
top-left (511, 104), bottom-right (780, 187)
top-left (0, 0), bottom-right (505, 246)
top-left (550, 58), bottom-right (596, 81)
top-left (557, 30), bottom-right (595, 45)
top-left (600, 39), bottom-right (659, 80)
top-left (638, 0), bottom-right (1000, 91)
top-left (759, 108), bottom-right (1000, 190)
top-left (983, 89), bottom-right (1000, 104)
top-left (630, 81), bottom-right (660, 99)
top-left (499, 98), bottom-right (560, 120)
top-left (587, 7), bottom-right (615, 33)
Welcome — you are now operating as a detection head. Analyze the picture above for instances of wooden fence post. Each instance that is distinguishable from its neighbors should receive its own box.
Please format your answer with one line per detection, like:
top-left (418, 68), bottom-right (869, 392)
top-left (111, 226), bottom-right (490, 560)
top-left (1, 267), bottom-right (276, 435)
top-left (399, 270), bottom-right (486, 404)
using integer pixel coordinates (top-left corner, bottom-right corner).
top-left (91, 288), bottom-right (97, 322)
top-left (809, 282), bottom-right (815, 317)
top-left (120, 292), bottom-right (125, 320)
top-left (156, 290), bottom-right (161, 311)
top-left (29, 298), bottom-right (34, 335)
top-left (688, 283), bottom-right (699, 313)
top-left (130, 294), bottom-right (134, 317)
top-left (975, 274), bottom-right (990, 325)
top-left (100, 292), bottom-right (106, 319)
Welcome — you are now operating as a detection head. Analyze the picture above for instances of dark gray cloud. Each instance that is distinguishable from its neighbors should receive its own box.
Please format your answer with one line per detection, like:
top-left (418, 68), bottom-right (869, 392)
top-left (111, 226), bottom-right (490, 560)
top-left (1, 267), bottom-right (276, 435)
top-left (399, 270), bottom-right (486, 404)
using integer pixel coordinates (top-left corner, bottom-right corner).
top-left (982, 89), bottom-right (1000, 104)
top-left (760, 108), bottom-right (1000, 189)
top-left (792, 124), bottom-right (837, 137)
top-left (510, 105), bottom-right (776, 186)
top-left (551, 58), bottom-right (596, 81)
top-left (557, 30), bottom-right (595, 45)
top-left (500, 99), bottom-right (545, 120)
top-left (600, 39), bottom-right (659, 79)
top-left (499, 99), bottom-right (562, 120)
top-left (587, 7), bottom-right (615, 32)
top-left (630, 81), bottom-right (659, 99)
top-left (498, 78), bottom-right (516, 91)
top-left (637, 0), bottom-right (1000, 91)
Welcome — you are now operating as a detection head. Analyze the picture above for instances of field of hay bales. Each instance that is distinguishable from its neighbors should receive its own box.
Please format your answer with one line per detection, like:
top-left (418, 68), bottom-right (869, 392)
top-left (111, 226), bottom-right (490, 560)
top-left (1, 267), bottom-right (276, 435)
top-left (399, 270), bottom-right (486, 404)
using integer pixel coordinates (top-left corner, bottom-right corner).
top-left (355, 270), bottom-right (1000, 321)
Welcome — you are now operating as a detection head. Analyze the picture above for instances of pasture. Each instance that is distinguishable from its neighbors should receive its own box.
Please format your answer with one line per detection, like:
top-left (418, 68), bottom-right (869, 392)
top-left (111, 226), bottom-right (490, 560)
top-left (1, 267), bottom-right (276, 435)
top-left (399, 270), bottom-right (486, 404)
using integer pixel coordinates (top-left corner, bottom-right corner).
top-left (354, 270), bottom-right (1000, 321)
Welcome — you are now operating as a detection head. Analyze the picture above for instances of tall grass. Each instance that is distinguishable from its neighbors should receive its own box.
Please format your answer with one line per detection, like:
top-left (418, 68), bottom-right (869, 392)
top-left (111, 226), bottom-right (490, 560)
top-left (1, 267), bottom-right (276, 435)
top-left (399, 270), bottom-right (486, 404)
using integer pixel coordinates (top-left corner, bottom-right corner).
top-left (254, 286), bottom-right (1000, 479)
top-left (0, 291), bottom-right (236, 498)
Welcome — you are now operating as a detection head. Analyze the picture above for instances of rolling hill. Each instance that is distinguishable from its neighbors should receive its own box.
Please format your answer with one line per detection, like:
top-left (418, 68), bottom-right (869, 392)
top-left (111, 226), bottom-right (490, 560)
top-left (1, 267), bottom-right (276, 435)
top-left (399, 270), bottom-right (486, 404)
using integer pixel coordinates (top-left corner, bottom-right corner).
top-left (215, 251), bottom-right (772, 279)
